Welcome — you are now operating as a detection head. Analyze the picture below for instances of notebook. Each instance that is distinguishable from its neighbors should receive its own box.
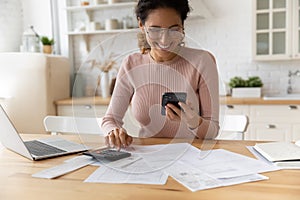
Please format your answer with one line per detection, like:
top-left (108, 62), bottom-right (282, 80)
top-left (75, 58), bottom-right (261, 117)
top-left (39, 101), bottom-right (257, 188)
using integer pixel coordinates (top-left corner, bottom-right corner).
top-left (253, 142), bottom-right (300, 162)
top-left (0, 105), bottom-right (88, 160)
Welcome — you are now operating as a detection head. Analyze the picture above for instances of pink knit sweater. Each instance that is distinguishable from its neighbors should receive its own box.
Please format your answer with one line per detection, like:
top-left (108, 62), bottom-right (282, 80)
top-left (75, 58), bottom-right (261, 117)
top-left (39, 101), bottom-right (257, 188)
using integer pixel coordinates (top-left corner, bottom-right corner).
top-left (101, 47), bottom-right (219, 139)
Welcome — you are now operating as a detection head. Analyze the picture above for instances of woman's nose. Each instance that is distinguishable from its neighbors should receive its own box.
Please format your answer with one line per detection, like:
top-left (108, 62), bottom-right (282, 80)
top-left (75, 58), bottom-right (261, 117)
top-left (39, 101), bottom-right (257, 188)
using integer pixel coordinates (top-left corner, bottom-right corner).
top-left (159, 29), bottom-right (170, 43)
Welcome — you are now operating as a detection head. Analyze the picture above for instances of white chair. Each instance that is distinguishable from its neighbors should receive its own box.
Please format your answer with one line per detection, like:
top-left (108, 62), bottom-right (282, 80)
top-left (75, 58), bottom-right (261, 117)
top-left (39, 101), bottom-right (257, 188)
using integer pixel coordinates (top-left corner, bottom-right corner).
top-left (217, 115), bottom-right (249, 140)
top-left (43, 115), bottom-right (103, 135)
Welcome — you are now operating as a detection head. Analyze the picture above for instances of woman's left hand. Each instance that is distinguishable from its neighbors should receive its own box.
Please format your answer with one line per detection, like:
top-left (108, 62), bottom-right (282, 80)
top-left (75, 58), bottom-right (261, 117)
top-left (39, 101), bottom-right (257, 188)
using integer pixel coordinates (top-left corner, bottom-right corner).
top-left (165, 102), bottom-right (202, 129)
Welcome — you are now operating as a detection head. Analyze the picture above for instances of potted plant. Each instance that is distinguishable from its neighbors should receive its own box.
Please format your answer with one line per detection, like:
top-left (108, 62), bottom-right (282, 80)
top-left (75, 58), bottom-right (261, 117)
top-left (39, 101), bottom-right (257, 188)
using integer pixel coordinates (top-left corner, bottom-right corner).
top-left (229, 76), bottom-right (263, 98)
top-left (40, 36), bottom-right (54, 54)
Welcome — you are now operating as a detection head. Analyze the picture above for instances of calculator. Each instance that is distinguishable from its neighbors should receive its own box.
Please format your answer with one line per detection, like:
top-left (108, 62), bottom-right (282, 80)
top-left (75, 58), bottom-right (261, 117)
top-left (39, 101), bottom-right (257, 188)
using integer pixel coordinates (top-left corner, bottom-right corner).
top-left (84, 149), bottom-right (131, 161)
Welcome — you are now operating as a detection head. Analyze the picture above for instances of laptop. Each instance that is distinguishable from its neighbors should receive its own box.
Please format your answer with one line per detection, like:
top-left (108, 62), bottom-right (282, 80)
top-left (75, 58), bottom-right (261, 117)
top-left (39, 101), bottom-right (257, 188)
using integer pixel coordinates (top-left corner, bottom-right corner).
top-left (0, 105), bottom-right (88, 160)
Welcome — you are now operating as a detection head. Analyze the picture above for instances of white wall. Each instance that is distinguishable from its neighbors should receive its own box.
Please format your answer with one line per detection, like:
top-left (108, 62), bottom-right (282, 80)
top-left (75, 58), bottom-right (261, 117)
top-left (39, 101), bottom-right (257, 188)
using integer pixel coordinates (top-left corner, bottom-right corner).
top-left (186, 0), bottom-right (300, 95)
top-left (0, 0), bottom-right (23, 52)
top-left (22, 0), bottom-right (53, 37)
top-left (0, 0), bottom-right (53, 52)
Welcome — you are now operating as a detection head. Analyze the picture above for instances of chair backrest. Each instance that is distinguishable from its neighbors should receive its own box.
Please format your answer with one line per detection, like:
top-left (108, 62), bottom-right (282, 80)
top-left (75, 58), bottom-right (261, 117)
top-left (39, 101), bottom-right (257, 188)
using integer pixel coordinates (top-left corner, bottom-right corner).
top-left (217, 115), bottom-right (249, 140)
top-left (43, 116), bottom-right (103, 135)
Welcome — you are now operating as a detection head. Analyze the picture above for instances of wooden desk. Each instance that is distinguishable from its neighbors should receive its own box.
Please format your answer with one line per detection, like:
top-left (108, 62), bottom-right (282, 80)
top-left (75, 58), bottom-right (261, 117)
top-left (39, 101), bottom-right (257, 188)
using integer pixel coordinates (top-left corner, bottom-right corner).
top-left (0, 134), bottom-right (299, 200)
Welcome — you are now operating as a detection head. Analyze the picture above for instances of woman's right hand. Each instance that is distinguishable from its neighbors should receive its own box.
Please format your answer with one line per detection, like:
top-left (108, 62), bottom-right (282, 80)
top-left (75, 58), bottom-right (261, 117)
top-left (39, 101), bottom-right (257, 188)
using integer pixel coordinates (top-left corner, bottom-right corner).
top-left (105, 128), bottom-right (133, 150)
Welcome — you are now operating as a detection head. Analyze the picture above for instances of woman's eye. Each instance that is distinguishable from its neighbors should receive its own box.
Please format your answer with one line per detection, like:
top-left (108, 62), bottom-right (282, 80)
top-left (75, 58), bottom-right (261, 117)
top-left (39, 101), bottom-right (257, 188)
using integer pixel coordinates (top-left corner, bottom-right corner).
top-left (150, 28), bottom-right (160, 33)
top-left (170, 27), bottom-right (180, 32)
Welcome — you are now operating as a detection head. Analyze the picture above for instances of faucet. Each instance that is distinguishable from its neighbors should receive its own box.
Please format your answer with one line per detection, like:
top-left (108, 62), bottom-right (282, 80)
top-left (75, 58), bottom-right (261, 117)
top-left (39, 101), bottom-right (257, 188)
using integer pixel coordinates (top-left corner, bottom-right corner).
top-left (287, 70), bottom-right (300, 94)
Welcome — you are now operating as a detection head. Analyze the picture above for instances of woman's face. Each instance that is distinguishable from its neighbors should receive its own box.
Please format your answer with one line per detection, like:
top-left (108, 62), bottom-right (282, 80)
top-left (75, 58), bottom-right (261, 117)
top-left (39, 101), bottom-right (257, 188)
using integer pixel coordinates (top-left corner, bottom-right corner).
top-left (139, 8), bottom-right (184, 61)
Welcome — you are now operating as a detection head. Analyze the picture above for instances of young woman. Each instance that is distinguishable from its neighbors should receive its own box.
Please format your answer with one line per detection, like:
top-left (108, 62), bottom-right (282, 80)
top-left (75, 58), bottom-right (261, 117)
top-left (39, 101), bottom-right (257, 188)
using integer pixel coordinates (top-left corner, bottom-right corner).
top-left (101, 0), bottom-right (220, 149)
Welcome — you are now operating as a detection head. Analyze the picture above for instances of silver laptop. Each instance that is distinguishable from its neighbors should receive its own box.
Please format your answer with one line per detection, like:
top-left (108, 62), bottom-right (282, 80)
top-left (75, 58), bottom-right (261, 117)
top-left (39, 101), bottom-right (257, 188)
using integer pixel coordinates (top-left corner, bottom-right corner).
top-left (0, 105), bottom-right (88, 160)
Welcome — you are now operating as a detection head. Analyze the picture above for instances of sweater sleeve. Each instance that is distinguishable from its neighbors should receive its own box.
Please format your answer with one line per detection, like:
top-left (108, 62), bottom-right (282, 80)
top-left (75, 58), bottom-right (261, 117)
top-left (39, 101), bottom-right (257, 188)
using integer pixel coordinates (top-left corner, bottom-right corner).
top-left (100, 56), bottom-right (134, 136)
top-left (190, 51), bottom-right (220, 139)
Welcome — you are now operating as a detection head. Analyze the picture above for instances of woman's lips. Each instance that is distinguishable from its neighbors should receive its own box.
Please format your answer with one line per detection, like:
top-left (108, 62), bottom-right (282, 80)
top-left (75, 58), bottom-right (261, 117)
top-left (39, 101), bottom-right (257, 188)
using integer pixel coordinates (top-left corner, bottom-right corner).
top-left (154, 42), bottom-right (173, 51)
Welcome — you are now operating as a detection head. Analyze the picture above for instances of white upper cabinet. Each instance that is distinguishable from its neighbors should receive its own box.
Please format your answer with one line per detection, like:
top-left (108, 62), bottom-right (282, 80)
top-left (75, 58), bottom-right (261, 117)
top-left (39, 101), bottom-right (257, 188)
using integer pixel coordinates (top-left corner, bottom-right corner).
top-left (253, 0), bottom-right (300, 60)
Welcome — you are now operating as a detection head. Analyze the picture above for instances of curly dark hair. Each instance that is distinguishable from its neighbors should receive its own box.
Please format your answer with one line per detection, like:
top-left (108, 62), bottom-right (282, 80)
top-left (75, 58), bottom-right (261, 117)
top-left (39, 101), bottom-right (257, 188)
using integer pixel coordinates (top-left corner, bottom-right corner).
top-left (135, 0), bottom-right (191, 25)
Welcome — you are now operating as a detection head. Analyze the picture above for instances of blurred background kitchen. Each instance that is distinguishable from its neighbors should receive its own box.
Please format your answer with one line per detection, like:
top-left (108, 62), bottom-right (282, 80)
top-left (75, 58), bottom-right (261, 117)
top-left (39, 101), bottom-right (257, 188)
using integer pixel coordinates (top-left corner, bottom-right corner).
top-left (0, 0), bottom-right (300, 142)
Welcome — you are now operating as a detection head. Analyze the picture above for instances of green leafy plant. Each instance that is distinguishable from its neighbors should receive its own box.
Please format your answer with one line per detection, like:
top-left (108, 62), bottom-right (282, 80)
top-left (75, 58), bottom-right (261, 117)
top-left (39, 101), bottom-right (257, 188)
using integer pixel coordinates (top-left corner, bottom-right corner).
top-left (229, 76), bottom-right (263, 88)
top-left (40, 36), bottom-right (54, 46)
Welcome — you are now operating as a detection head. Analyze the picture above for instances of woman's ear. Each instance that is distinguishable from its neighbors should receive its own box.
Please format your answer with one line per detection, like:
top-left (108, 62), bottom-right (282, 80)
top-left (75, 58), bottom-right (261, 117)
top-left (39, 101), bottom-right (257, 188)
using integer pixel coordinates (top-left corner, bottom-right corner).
top-left (138, 18), bottom-right (144, 32)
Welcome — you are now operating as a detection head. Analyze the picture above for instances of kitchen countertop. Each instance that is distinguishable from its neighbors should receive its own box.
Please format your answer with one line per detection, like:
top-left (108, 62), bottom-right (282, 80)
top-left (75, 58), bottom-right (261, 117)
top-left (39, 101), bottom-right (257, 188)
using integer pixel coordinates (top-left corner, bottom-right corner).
top-left (55, 96), bottom-right (300, 106)
top-left (55, 96), bottom-right (111, 106)
top-left (220, 96), bottom-right (300, 105)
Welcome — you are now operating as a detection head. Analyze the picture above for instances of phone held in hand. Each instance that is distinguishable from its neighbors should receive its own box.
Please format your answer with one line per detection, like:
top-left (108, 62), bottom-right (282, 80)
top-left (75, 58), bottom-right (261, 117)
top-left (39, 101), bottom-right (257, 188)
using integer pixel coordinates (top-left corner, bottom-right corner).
top-left (161, 92), bottom-right (187, 115)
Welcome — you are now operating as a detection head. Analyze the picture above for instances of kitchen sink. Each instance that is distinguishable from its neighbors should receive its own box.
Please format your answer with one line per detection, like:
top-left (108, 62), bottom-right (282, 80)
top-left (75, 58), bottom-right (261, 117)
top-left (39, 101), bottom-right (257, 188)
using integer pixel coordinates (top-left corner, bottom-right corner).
top-left (263, 93), bottom-right (300, 100)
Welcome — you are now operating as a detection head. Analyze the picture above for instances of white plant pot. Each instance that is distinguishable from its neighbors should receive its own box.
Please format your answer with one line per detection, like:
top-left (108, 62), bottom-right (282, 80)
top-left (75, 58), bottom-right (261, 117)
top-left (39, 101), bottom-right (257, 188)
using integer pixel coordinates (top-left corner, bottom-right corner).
top-left (231, 87), bottom-right (261, 98)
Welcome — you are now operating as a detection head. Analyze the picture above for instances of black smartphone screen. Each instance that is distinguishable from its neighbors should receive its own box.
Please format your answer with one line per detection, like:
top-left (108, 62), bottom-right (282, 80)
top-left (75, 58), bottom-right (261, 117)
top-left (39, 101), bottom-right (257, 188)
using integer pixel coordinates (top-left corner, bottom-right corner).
top-left (161, 92), bottom-right (187, 115)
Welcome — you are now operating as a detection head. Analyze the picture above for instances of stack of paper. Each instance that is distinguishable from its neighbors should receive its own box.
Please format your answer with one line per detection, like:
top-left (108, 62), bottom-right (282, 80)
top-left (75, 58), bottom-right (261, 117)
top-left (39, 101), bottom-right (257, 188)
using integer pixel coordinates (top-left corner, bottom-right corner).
top-left (84, 143), bottom-right (279, 191)
top-left (253, 142), bottom-right (300, 169)
top-left (32, 143), bottom-right (281, 192)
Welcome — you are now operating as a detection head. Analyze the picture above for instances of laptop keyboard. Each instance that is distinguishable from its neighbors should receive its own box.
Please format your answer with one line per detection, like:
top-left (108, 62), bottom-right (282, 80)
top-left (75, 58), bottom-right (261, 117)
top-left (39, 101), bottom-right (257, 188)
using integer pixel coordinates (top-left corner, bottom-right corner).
top-left (24, 140), bottom-right (66, 157)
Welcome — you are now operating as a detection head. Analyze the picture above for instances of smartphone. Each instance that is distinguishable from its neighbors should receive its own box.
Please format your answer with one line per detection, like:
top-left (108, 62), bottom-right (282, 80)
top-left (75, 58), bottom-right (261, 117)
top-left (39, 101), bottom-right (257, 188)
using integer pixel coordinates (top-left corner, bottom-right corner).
top-left (161, 92), bottom-right (187, 115)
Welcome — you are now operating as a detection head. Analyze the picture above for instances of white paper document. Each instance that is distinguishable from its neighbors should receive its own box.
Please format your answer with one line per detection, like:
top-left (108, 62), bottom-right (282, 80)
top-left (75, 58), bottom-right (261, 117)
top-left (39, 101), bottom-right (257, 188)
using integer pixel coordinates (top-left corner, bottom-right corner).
top-left (165, 161), bottom-right (268, 192)
top-left (274, 161), bottom-right (300, 169)
top-left (84, 143), bottom-right (276, 190)
top-left (246, 146), bottom-right (275, 164)
top-left (218, 174), bottom-right (269, 186)
top-left (85, 150), bottom-right (169, 184)
top-left (32, 155), bottom-right (94, 179)
top-left (247, 146), bottom-right (300, 169)
top-left (253, 142), bottom-right (300, 162)
top-left (131, 143), bottom-right (192, 171)
top-left (178, 146), bottom-right (279, 179)
top-left (84, 143), bottom-right (191, 184)
top-left (165, 161), bottom-right (222, 191)
top-left (85, 165), bottom-right (168, 185)
top-left (31, 142), bottom-right (279, 190)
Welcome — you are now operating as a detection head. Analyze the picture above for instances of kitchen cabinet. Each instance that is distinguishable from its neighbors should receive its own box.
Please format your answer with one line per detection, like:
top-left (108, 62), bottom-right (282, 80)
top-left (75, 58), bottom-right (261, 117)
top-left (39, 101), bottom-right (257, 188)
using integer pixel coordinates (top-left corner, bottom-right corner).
top-left (253, 0), bottom-right (300, 60)
top-left (55, 97), bottom-right (110, 117)
top-left (57, 104), bottom-right (108, 117)
top-left (248, 105), bottom-right (298, 141)
top-left (223, 105), bottom-right (250, 115)
top-left (224, 103), bottom-right (300, 141)
top-left (248, 123), bottom-right (292, 141)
